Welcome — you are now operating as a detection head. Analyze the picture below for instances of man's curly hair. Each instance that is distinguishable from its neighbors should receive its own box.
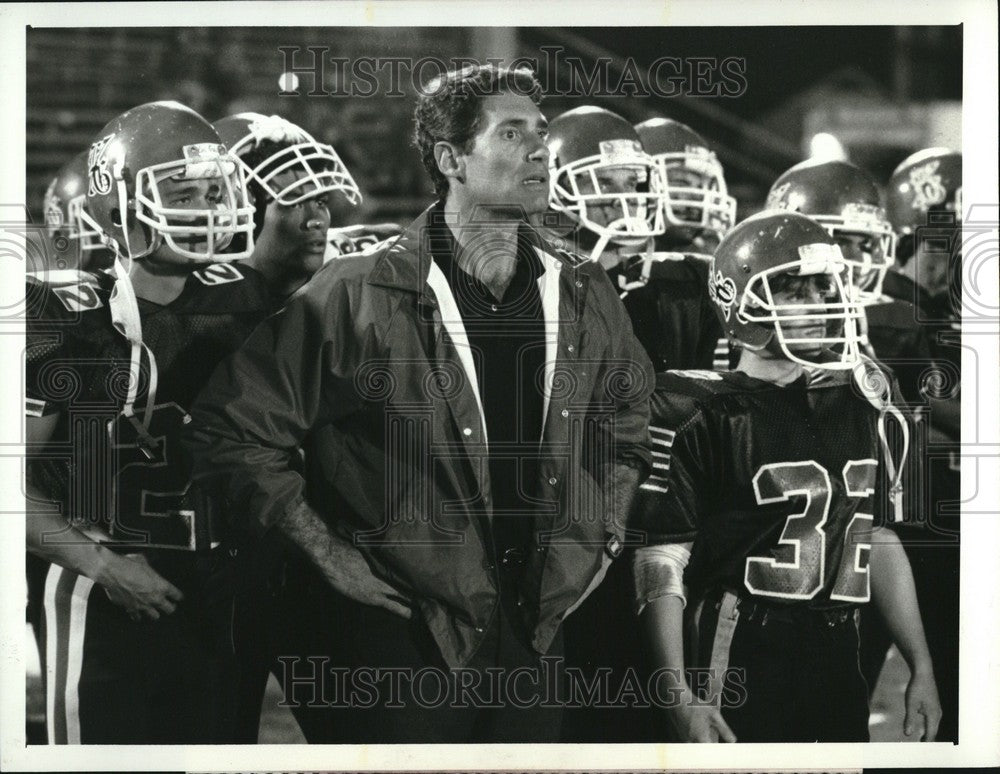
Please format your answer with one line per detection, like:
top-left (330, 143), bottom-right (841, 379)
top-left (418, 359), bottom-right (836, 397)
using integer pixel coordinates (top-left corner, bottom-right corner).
top-left (413, 64), bottom-right (543, 200)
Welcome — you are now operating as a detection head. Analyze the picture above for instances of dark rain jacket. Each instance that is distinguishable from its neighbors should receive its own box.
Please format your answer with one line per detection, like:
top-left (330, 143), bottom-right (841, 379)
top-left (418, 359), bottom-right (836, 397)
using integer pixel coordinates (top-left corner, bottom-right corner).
top-left (186, 204), bottom-right (655, 667)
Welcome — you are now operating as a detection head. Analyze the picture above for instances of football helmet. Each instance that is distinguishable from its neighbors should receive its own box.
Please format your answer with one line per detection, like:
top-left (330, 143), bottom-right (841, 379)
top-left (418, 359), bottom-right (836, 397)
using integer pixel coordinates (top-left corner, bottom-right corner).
top-left (709, 210), bottom-right (864, 369)
top-left (85, 101), bottom-right (254, 263)
top-left (213, 112), bottom-right (361, 207)
top-left (886, 147), bottom-right (962, 237)
top-left (547, 106), bottom-right (664, 247)
top-left (766, 159), bottom-right (896, 303)
top-left (635, 117), bottom-right (737, 239)
top-left (43, 151), bottom-right (105, 269)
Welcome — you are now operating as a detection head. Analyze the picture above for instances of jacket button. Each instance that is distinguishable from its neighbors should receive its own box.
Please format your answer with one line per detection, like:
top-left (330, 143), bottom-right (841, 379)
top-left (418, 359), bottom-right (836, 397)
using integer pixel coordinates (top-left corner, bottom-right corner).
top-left (548, 477), bottom-right (558, 486)
top-left (575, 280), bottom-right (583, 288)
top-left (463, 427), bottom-right (472, 436)
top-left (567, 344), bottom-right (574, 352)
top-left (475, 626), bottom-right (485, 633)
top-left (561, 408), bottom-right (569, 418)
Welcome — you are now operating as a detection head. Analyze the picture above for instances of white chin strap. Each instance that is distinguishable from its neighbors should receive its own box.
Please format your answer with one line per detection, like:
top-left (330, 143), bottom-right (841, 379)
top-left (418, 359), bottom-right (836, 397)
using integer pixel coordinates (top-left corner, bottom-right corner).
top-left (109, 247), bottom-right (160, 456)
top-left (878, 403), bottom-right (909, 523)
top-left (851, 360), bottom-right (909, 523)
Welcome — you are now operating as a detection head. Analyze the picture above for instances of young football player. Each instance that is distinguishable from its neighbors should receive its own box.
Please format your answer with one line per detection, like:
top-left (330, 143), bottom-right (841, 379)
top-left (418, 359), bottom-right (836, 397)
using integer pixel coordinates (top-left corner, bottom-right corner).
top-left (213, 112), bottom-right (363, 299)
top-left (25, 100), bottom-right (272, 744)
top-left (632, 210), bottom-right (941, 743)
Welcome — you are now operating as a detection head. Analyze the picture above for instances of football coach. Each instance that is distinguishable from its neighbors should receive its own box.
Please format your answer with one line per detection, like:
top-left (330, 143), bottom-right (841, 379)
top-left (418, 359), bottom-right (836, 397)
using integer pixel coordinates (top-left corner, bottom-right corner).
top-left (185, 63), bottom-right (654, 743)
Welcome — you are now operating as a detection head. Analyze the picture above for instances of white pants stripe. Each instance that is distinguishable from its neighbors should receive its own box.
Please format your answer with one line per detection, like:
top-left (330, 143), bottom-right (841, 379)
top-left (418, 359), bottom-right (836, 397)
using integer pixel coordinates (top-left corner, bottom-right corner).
top-left (44, 564), bottom-right (94, 744)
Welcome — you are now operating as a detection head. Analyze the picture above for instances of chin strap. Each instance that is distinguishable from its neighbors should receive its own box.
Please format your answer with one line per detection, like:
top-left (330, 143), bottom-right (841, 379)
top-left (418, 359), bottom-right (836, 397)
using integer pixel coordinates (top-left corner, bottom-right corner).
top-left (852, 357), bottom-right (909, 523)
top-left (109, 247), bottom-right (160, 458)
top-left (878, 403), bottom-right (909, 523)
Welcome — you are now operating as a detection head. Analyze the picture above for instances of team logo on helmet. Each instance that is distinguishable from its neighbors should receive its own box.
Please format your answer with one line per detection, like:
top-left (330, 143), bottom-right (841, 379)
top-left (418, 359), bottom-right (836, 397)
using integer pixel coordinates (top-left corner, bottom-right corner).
top-left (765, 182), bottom-right (792, 210)
top-left (87, 134), bottom-right (116, 197)
top-left (708, 269), bottom-right (737, 320)
top-left (908, 160), bottom-right (946, 211)
top-left (598, 139), bottom-right (645, 167)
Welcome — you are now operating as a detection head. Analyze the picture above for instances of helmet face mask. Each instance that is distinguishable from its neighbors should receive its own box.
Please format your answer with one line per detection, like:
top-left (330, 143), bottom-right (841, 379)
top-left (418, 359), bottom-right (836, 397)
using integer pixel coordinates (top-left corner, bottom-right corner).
top-left (810, 203), bottom-right (897, 303)
top-left (86, 102), bottom-right (255, 264)
top-left (767, 159), bottom-right (896, 305)
top-left (635, 118), bottom-right (737, 244)
top-left (739, 250), bottom-right (863, 368)
top-left (550, 139), bottom-right (664, 242)
top-left (216, 113), bottom-right (362, 208)
top-left (651, 147), bottom-right (737, 236)
top-left (133, 148), bottom-right (253, 261)
top-left (710, 210), bottom-right (864, 370)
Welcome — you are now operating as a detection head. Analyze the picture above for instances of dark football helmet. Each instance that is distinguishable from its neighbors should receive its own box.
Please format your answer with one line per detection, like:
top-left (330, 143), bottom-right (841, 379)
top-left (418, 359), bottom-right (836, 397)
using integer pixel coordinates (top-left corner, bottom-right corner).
top-left (547, 106), bottom-right (664, 249)
top-left (886, 147), bottom-right (962, 237)
top-left (85, 101), bottom-right (254, 263)
top-left (766, 159), bottom-right (896, 303)
top-left (709, 210), bottom-right (864, 369)
top-left (43, 151), bottom-right (105, 270)
top-left (213, 112), bottom-right (361, 207)
top-left (635, 117), bottom-right (736, 241)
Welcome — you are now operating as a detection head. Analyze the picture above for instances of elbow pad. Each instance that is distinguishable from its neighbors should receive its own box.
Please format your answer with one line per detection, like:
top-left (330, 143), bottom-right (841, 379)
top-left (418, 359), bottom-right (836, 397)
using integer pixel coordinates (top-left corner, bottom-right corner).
top-left (633, 542), bottom-right (692, 615)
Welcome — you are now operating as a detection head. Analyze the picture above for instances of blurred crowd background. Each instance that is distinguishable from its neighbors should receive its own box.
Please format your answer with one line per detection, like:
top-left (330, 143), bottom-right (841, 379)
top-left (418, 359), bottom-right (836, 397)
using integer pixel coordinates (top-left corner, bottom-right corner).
top-left (26, 26), bottom-right (961, 226)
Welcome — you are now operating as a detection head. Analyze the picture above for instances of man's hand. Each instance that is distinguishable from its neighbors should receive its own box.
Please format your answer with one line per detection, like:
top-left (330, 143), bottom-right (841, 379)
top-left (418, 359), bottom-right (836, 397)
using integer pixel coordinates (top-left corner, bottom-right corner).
top-left (668, 699), bottom-right (737, 743)
top-left (318, 538), bottom-right (413, 619)
top-left (98, 552), bottom-right (184, 621)
top-left (904, 667), bottom-right (942, 741)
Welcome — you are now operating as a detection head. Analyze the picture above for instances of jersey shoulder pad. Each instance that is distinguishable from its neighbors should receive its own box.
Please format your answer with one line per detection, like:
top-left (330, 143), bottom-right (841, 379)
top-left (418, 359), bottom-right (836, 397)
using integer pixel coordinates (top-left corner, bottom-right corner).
top-left (190, 261), bottom-right (248, 287)
top-left (181, 262), bottom-right (273, 313)
top-left (650, 369), bottom-right (743, 425)
top-left (27, 269), bottom-right (112, 319)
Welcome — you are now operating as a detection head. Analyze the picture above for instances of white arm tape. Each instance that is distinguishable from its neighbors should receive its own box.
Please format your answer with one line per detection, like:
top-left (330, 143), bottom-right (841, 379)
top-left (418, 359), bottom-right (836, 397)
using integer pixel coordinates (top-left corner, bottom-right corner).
top-left (633, 542), bottom-right (692, 615)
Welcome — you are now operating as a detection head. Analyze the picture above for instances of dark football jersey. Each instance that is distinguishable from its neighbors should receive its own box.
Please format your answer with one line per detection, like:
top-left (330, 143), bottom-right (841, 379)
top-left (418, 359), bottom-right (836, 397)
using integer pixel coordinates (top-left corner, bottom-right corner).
top-left (606, 253), bottom-right (725, 372)
top-left (864, 297), bottom-right (935, 405)
top-left (25, 262), bottom-right (273, 553)
top-left (632, 367), bottom-right (891, 609)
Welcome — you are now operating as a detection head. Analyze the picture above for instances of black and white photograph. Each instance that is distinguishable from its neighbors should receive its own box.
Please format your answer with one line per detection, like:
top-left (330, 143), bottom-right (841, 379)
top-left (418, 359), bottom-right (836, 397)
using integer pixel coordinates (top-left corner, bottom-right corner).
top-left (1, 1), bottom-right (997, 772)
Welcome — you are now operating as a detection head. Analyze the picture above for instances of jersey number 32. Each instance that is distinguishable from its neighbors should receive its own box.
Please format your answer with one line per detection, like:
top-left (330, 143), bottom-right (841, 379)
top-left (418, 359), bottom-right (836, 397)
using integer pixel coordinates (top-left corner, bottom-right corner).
top-left (744, 459), bottom-right (877, 602)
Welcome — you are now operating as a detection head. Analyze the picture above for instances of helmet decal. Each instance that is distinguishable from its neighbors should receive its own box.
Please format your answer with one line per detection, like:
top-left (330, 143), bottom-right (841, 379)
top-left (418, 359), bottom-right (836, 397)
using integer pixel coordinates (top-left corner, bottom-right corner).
top-left (907, 160), bottom-right (947, 211)
top-left (708, 269), bottom-right (737, 320)
top-left (87, 134), bottom-right (116, 197)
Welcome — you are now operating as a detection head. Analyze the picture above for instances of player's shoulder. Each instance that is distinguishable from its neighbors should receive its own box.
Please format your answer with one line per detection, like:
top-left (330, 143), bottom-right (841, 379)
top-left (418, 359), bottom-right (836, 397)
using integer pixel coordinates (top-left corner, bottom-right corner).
top-left (180, 261), bottom-right (274, 313)
top-left (865, 295), bottom-right (919, 329)
top-left (808, 355), bottom-right (897, 411)
top-left (650, 368), bottom-right (751, 425)
top-left (26, 268), bottom-right (114, 321)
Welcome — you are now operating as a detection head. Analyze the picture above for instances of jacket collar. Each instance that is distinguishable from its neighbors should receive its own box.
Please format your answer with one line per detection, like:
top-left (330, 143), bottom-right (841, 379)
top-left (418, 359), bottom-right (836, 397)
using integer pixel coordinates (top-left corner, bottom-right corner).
top-left (366, 202), bottom-right (559, 295)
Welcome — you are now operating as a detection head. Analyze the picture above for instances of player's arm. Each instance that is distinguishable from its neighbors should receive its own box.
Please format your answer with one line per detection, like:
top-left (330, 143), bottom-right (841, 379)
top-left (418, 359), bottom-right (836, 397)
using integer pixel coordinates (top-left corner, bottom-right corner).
top-left (870, 526), bottom-right (941, 741)
top-left (636, 543), bottom-right (736, 743)
top-left (25, 413), bottom-right (183, 620)
top-left (630, 389), bottom-right (736, 743)
top-left (184, 275), bottom-right (411, 617)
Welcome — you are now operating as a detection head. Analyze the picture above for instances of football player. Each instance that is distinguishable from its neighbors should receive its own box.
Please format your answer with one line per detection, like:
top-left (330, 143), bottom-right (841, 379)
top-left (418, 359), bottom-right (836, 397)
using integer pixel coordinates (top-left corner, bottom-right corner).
top-left (633, 210), bottom-right (941, 743)
top-left (25, 100), bottom-right (273, 744)
top-left (861, 147), bottom-right (962, 742)
top-left (40, 150), bottom-right (112, 273)
top-left (631, 117), bottom-right (737, 371)
top-left (213, 112), bottom-right (364, 299)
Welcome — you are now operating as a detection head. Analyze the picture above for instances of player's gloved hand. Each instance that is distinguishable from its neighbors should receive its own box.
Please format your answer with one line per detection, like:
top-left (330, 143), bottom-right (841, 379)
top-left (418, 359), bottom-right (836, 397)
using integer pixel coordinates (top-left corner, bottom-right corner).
top-left (668, 696), bottom-right (737, 743)
top-left (904, 665), bottom-right (942, 741)
top-left (320, 535), bottom-right (413, 619)
top-left (98, 552), bottom-right (184, 621)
